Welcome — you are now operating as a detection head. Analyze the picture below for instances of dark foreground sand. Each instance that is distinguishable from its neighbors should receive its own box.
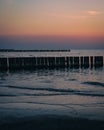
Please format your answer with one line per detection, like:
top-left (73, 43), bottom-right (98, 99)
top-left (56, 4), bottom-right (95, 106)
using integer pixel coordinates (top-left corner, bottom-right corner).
top-left (0, 115), bottom-right (104, 130)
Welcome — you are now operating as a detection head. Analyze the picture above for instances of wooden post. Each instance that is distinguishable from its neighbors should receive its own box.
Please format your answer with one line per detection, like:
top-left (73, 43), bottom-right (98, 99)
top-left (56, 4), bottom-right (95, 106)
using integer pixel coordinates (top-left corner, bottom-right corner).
top-left (66, 57), bottom-right (70, 68)
top-left (0, 58), bottom-right (7, 70)
top-left (48, 57), bottom-right (55, 68)
top-left (90, 56), bottom-right (93, 68)
top-left (56, 57), bottom-right (60, 67)
top-left (44, 57), bottom-right (48, 68)
top-left (84, 57), bottom-right (89, 68)
top-left (36, 57), bottom-right (41, 68)
top-left (73, 57), bottom-right (79, 68)
top-left (94, 56), bottom-right (103, 67)
top-left (60, 57), bottom-right (65, 68)
top-left (80, 57), bottom-right (83, 68)
top-left (69, 57), bottom-right (74, 68)
top-left (7, 57), bottom-right (9, 69)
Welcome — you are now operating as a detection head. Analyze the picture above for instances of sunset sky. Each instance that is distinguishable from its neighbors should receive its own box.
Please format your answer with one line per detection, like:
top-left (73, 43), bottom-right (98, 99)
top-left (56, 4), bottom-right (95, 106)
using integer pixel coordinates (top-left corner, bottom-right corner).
top-left (0, 0), bottom-right (104, 49)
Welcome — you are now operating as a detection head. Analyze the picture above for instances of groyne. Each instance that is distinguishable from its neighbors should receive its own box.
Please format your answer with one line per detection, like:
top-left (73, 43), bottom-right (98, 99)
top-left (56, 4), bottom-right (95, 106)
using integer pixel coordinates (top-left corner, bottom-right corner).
top-left (0, 56), bottom-right (103, 70)
top-left (0, 49), bottom-right (70, 52)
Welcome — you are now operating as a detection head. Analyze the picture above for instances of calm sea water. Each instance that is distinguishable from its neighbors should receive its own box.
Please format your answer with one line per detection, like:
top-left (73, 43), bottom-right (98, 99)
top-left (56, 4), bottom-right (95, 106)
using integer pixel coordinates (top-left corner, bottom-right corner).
top-left (0, 50), bottom-right (104, 124)
top-left (0, 49), bottom-right (104, 57)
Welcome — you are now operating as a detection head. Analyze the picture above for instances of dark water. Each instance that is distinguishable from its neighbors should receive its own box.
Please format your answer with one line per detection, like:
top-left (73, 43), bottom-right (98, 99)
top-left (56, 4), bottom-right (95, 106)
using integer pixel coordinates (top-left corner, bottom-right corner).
top-left (0, 67), bottom-right (104, 124)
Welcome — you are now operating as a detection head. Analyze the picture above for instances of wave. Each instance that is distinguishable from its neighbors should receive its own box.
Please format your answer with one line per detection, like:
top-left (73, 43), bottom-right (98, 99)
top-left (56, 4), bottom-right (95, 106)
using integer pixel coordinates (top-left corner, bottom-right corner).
top-left (0, 94), bottom-right (17, 97)
top-left (0, 92), bottom-right (104, 97)
top-left (1, 85), bottom-right (75, 92)
top-left (1, 85), bottom-right (104, 97)
top-left (26, 93), bottom-right (104, 97)
top-left (82, 81), bottom-right (104, 87)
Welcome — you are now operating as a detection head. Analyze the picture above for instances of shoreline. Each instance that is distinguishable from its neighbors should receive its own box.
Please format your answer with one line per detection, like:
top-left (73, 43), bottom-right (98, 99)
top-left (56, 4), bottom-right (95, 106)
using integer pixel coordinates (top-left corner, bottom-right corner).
top-left (0, 115), bottom-right (104, 130)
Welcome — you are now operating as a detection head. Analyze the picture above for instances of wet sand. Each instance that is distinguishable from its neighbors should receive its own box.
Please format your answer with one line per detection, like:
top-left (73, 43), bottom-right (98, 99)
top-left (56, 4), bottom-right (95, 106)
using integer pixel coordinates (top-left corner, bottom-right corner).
top-left (0, 115), bottom-right (104, 130)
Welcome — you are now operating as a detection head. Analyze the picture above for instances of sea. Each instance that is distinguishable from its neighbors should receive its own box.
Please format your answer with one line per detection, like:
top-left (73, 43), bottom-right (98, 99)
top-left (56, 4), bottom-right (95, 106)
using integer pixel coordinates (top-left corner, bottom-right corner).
top-left (0, 49), bottom-right (104, 125)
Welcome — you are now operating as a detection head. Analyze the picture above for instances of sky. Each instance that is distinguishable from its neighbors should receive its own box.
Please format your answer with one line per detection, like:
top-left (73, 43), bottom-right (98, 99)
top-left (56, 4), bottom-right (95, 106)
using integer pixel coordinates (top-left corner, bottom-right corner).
top-left (0, 0), bottom-right (104, 49)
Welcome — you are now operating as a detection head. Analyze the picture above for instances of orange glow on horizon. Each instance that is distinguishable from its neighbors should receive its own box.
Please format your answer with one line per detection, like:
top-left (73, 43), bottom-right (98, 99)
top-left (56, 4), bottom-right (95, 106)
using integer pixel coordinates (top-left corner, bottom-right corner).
top-left (0, 0), bottom-right (104, 39)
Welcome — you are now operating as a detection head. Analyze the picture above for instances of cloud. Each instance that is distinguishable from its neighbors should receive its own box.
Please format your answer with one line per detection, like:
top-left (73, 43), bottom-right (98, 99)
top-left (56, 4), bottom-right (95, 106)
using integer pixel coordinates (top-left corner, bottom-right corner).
top-left (87, 10), bottom-right (102, 16)
top-left (46, 10), bottom-right (103, 20)
top-left (46, 12), bottom-right (88, 20)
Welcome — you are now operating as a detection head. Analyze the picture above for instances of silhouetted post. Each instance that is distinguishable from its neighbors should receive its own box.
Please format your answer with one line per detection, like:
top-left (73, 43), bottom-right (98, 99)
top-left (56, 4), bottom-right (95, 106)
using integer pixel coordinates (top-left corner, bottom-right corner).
top-left (66, 57), bottom-right (70, 68)
top-left (0, 58), bottom-right (8, 70)
top-left (80, 57), bottom-right (83, 68)
top-left (84, 57), bottom-right (89, 68)
top-left (36, 57), bottom-right (41, 68)
top-left (6, 57), bottom-right (9, 69)
top-left (39, 57), bottom-right (43, 68)
top-left (48, 57), bottom-right (55, 68)
top-left (94, 56), bottom-right (103, 67)
top-left (40, 57), bottom-right (45, 68)
top-left (90, 56), bottom-right (93, 68)
top-left (60, 57), bottom-right (65, 67)
top-left (29, 57), bottom-right (36, 69)
top-left (70, 57), bottom-right (74, 68)
top-left (73, 57), bottom-right (79, 68)
top-left (9, 58), bottom-right (14, 69)
top-left (56, 57), bottom-right (60, 67)
top-left (44, 57), bottom-right (48, 68)
top-left (23, 57), bottom-right (28, 69)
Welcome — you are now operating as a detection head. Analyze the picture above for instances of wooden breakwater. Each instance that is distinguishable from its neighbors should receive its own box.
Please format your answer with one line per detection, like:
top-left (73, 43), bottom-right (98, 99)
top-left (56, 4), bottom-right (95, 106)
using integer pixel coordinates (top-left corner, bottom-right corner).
top-left (0, 49), bottom-right (70, 52)
top-left (0, 56), bottom-right (103, 70)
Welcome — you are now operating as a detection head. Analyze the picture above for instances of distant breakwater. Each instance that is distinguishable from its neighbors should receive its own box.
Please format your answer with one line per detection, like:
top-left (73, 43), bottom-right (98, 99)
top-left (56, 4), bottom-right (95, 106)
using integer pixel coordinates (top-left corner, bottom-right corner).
top-left (0, 49), bottom-right (70, 52)
top-left (0, 56), bottom-right (103, 70)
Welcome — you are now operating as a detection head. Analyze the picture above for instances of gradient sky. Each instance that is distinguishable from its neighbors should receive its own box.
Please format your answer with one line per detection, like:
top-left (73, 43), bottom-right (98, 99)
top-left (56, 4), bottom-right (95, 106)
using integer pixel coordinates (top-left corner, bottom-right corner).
top-left (0, 0), bottom-right (104, 49)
